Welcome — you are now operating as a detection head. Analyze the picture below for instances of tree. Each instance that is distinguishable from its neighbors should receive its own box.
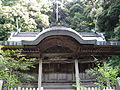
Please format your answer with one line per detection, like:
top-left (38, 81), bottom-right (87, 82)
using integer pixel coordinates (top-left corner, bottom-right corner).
top-left (0, 48), bottom-right (37, 89)
top-left (108, 56), bottom-right (120, 76)
top-left (62, 0), bottom-right (94, 32)
top-left (86, 58), bottom-right (118, 89)
top-left (114, 15), bottom-right (120, 40)
top-left (0, 0), bottom-right (51, 40)
top-left (96, 0), bottom-right (120, 40)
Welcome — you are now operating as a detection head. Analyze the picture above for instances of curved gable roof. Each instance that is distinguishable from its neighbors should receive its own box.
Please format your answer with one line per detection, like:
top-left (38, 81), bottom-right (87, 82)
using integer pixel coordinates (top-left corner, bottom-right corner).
top-left (7, 26), bottom-right (106, 45)
top-left (22, 26), bottom-right (97, 45)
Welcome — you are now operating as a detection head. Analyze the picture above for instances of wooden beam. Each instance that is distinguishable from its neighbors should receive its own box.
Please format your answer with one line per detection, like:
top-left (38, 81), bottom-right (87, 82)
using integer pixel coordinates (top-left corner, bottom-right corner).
top-left (40, 59), bottom-right (104, 64)
top-left (42, 53), bottom-right (75, 57)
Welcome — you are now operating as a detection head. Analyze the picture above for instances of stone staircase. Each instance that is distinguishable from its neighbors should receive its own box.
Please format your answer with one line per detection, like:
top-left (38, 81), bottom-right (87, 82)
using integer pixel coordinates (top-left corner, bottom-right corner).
top-left (42, 82), bottom-right (97, 90)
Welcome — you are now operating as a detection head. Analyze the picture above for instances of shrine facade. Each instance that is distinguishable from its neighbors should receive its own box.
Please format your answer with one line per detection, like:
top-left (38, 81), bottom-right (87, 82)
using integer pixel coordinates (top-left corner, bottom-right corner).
top-left (1, 26), bottom-right (120, 90)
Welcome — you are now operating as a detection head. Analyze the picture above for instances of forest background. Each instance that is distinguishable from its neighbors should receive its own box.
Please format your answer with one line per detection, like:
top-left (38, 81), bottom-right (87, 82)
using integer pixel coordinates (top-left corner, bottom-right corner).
top-left (0, 0), bottom-right (120, 78)
top-left (0, 0), bottom-right (120, 88)
top-left (0, 0), bottom-right (120, 41)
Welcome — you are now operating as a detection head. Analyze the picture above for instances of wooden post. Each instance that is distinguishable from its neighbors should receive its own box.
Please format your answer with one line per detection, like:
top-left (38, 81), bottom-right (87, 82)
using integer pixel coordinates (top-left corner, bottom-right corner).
top-left (0, 79), bottom-right (3, 90)
top-left (75, 60), bottom-right (80, 90)
top-left (116, 77), bottom-right (120, 90)
top-left (18, 87), bottom-right (21, 90)
top-left (56, 1), bottom-right (59, 22)
top-left (38, 59), bottom-right (42, 90)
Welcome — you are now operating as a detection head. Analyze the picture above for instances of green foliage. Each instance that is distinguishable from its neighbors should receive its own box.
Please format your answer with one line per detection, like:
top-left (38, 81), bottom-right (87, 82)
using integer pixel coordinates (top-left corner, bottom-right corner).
top-left (0, 49), bottom-right (37, 89)
top-left (1, 0), bottom-right (19, 6)
top-left (69, 3), bottom-right (84, 15)
top-left (70, 12), bottom-right (84, 31)
top-left (114, 15), bottom-right (120, 40)
top-left (108, 56), bottom-right (120, 75)
top-left (79, 0), bottom-right (120, 40)
top-left (95, 65), bottom-right (118, 89)
top-left (96, 0), bottom-right (120, 40)
top-left (114, 25), bottom-right (120, 40)
top-left (0, 0), bottom-right (50, 40)
top-left (86, 58), bottom-right (118, 89)
top-left (72, 84), bottom-right (88, 90)
top-left (63, 1), bottom-right (94, 32)
top-left (0, 24), bottom-right (10, 40)
top-left (0, 0), bottom-right (120, 40)
top-left (0, 70), bottom-right (20, 89)
top-left (72, 81), bottom-right (88, 90)
top-left (14, 71), bottom-right (36, 84)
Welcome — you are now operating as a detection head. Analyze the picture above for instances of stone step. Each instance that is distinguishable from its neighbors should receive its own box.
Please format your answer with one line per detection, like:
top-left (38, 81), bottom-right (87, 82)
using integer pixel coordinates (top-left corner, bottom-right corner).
top-left (42, 82), bottom-right (97, 89)
top-left (43, 83), bottom-right (74, 89)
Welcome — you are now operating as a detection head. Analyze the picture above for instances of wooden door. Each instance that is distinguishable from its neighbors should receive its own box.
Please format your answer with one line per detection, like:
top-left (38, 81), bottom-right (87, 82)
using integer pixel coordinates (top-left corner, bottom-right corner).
top-left (42, 63), bottom-right (74, 82)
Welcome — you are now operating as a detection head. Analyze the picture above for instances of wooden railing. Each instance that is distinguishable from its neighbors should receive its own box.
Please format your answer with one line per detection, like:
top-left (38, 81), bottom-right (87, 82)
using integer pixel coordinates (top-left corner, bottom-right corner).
top-left (79, 73), bottom-right (96, 81)
top-left (6, 87), bottom-right (115, 90)
top-left (3, 87), bottom-right (43, 90)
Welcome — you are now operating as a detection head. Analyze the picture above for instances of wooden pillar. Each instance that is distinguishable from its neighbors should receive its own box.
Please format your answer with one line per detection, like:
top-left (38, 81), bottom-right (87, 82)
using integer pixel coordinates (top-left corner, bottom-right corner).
top-left (0, 79), bottom-right (3, 90)
top-left (75, 60), bottom-right (80, 90)
top-left (38, 59), bottom-right (42, 90)
top-left (116, 77), bottom-right (120, 90)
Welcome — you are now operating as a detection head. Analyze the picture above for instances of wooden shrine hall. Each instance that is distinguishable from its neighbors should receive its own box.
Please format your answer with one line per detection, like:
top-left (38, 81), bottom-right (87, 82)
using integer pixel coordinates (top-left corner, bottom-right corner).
top-left (1, 26), bottom-right (120, 90)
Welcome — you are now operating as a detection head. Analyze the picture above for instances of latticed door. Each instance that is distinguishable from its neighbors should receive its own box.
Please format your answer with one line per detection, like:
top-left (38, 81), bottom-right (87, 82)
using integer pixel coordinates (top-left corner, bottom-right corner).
top-left (42, 63), bottom-right (74, 82)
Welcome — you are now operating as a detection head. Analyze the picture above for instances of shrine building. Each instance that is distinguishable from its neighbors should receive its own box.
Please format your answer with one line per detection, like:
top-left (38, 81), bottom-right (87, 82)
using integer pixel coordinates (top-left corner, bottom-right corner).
top-left (0, 26), bottom-right (120, 90)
